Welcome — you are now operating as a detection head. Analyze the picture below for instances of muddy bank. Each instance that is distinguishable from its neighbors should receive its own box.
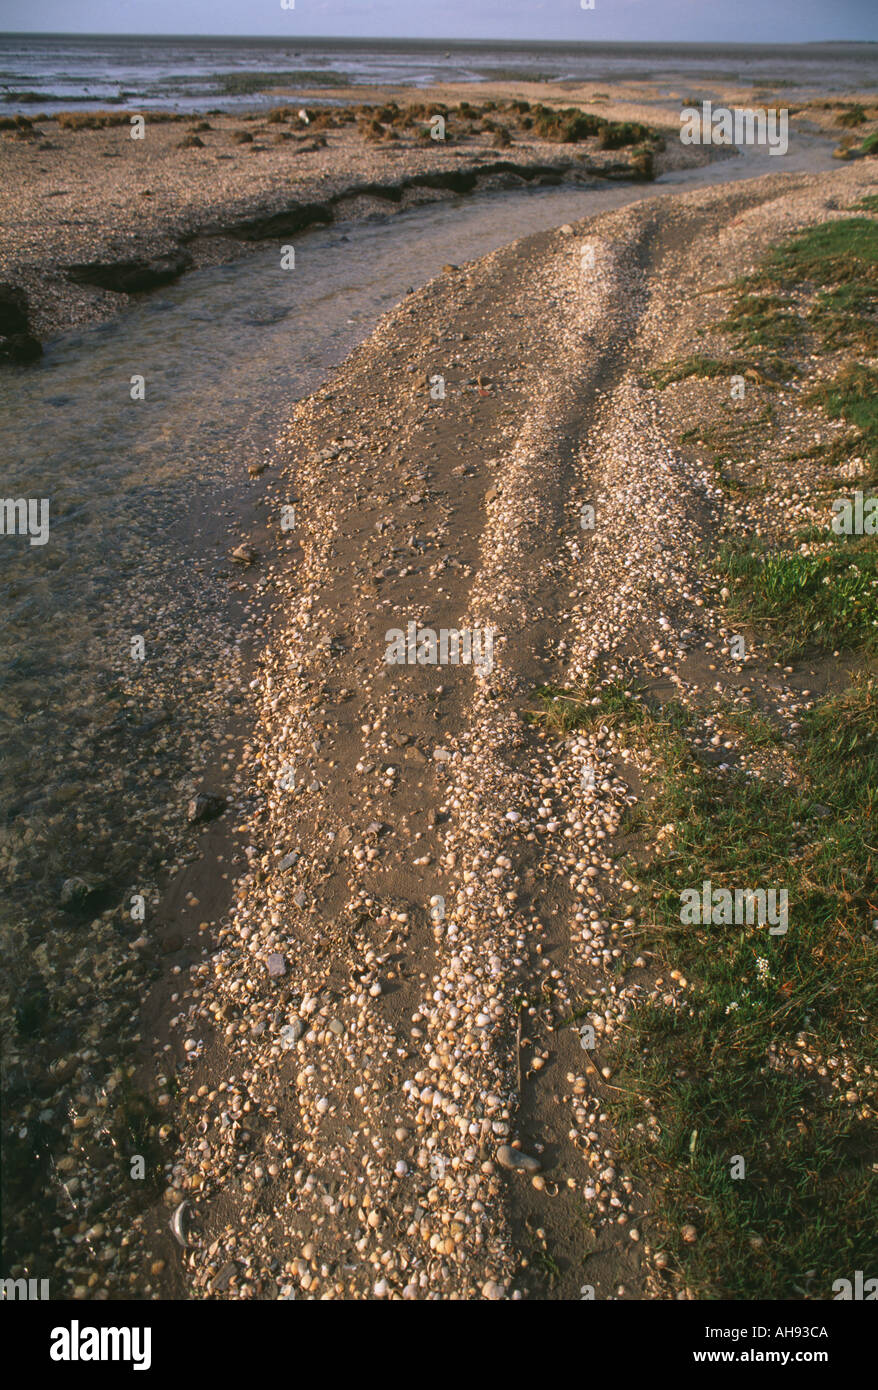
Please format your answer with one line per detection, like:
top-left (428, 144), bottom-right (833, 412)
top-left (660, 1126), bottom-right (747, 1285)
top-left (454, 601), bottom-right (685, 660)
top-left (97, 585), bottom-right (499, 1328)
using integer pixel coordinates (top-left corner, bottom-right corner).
top-left (0, 92), bottom-right (710, 345)
top-left (4, 77), bottom-right (867, 354)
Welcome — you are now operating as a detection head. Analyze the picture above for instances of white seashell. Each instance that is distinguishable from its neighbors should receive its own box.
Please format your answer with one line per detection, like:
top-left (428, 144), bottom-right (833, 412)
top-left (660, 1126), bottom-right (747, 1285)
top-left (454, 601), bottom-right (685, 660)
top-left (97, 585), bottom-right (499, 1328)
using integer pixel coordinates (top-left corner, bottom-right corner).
top-left (169, 1200), bottom-right (191, 1248)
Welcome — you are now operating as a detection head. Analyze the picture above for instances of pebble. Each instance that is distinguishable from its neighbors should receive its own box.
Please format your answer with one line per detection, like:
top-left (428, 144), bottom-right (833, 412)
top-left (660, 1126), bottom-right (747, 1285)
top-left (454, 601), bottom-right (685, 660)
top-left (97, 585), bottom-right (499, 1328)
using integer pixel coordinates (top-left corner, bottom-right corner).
top-left (496, 1145), bottom-right (541, 1174)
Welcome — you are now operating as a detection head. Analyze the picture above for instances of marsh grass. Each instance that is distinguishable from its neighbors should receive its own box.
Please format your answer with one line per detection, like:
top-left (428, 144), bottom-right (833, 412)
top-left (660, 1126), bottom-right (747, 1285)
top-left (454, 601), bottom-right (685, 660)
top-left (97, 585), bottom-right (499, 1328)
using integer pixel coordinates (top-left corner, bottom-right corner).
top-left (805, 366), bottom-right (878, 473)
top-left (524, 678), bottom-right (645, 734)
top-left (717, 536), bottom-right (878, 660)
top-left (706, 218), bottom-right (878, 365)
top-left (603, 677), bottom-right (878, 1298)
top-left (624, 207), bottom-right (878, 1298)
top-left (647, 355), bottom-right (782, 389)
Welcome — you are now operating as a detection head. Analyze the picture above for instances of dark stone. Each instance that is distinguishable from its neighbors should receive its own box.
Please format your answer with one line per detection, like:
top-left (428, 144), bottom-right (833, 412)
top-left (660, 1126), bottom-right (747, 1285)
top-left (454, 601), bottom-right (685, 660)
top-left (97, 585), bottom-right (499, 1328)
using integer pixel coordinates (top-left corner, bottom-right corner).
top-left (0, 332), bottom-right (42, 363)
top-left (59, 875), bottom-right (104, 910)
top-left (133, 711), bottom-right (169, 737)
top-left (64, 251), bottom-right (193, 295)
top-left (0, 282), bottom-right (29, 335)
top-left (187, 792), bottom-right (227, 823)
top-left (15, 975), bottom-right (51, 1037)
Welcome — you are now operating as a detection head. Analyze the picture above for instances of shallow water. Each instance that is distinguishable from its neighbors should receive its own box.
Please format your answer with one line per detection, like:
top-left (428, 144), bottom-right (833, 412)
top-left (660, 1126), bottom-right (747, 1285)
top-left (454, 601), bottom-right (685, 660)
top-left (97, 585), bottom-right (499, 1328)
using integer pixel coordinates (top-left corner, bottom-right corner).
top-left (1, 35), bottom-right (876, 114)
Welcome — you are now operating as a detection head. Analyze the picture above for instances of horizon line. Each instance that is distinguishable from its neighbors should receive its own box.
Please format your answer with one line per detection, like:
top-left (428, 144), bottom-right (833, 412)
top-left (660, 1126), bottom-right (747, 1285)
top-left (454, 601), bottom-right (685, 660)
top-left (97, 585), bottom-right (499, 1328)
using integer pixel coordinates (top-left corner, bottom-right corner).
top-left (1, 32), bottom-right (876, 47)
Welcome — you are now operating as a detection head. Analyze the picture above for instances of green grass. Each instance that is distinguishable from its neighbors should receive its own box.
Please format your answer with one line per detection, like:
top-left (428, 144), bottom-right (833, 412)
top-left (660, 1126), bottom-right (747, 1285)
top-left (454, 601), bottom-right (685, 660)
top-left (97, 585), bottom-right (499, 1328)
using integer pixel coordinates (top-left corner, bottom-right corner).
top-left (624, 207), bottom-right (878, 1298)
top-left (717, 536), bottom-right (878, 660)
top-left (836, 103), bottom-right (868, 128)
top-left (56, 109), bottom-right (182, 129)
top-left (717, 292), bottom-right (802, 352)
top-left (805, 365), bottom-right (878, 472)
top-left (759, 217), bottom-right (878, 288)
top-left (717, 217), bottom-right (878, 366)
top-left (721, 705), bottom-right (784, 747)
top-left (678, 405), bottom-right (775, 495)
top-left (810, 282), bottom-right (878, 352)
top-left (532, 105), bottom-right (604, 142)
top-left (527, 104), bottom-right (658, 148)
top-left (647, 356), bottom-right (773, 390)
top-left (524, 678), bottom-right (645, 733)
top-left (597, 119), bottom-right (653, 150)
top-left (658, 217), bottom-right (878, 477)
top-left (606, 677), bottom-right (878, 1299)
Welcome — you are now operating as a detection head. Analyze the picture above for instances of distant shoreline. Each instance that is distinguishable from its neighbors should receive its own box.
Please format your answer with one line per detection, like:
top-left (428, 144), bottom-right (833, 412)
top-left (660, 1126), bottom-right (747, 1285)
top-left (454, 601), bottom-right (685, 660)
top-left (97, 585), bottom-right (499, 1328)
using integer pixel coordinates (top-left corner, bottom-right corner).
top-left (2, 32), bottom-right (876, 45)
top-left (1, 35), bottom-right (875, 119)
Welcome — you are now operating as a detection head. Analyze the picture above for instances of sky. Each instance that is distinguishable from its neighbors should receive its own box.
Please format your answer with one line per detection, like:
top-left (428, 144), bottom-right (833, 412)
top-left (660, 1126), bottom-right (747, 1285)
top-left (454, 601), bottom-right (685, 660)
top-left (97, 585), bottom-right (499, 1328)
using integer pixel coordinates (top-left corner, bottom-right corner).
top-left (0, 0), bottom-right (876, 44)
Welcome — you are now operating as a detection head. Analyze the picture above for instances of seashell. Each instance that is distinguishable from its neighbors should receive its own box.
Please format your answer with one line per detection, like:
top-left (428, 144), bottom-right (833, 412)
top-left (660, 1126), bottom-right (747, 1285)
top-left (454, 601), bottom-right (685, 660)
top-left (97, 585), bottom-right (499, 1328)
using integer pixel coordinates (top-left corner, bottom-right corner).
top-left (169, 1200), bottom-right (191, 1248)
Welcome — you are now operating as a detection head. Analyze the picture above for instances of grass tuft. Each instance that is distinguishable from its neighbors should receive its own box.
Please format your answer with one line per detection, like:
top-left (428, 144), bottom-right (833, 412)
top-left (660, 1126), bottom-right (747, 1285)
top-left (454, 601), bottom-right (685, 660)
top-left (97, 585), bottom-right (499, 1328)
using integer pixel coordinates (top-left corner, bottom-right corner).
top-left (717, 536), bottom-right (878, 660)
top-left (609, 678), bottom-right (878, 1298)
